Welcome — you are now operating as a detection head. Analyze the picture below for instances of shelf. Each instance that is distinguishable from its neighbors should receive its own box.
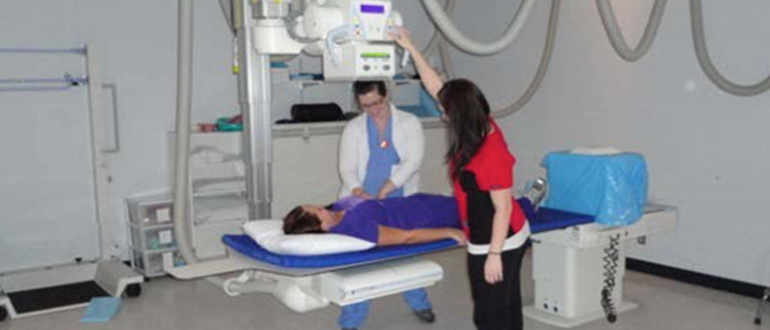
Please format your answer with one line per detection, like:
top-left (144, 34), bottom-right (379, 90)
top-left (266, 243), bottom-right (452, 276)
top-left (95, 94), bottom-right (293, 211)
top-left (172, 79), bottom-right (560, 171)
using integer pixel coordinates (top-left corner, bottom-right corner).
top-left (191, 159), bottom-right (245, 181)
top-left (288, 78), bottom-right (420, 87)
top-left (193, 188), bottom-right (246, 198)
top-left (193, 193), bottom-right (248, 225)
top-left (131, 246), bottom-right (178, 255)
top-left (393, 78), bottom-right (421, 85)
top-left (192, 177), bottom-right (245, 195)
top-left (167, 131), bottom-right (248, 260)
top-left (129, 222), bottom-right (174, 231)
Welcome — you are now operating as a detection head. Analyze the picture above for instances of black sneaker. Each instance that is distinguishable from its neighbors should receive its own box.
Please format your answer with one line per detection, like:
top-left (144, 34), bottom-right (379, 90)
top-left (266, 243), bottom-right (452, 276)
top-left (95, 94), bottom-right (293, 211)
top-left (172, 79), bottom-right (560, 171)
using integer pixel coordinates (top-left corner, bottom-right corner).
top-left (413, 309), bottom-right (436, 323)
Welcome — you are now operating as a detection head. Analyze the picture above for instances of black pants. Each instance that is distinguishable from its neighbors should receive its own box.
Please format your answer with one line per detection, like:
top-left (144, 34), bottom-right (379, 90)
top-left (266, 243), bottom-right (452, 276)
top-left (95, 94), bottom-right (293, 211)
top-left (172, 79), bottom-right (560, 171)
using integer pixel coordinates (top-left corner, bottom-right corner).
top-left (467, 244), bottom-right (527, 330)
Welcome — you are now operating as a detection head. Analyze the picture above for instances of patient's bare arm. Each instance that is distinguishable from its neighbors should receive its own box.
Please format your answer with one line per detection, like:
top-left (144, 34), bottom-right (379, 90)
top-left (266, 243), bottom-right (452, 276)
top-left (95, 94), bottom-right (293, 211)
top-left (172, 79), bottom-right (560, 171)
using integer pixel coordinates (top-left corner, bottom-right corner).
top-left (377, 226), bottom-right (466, 246)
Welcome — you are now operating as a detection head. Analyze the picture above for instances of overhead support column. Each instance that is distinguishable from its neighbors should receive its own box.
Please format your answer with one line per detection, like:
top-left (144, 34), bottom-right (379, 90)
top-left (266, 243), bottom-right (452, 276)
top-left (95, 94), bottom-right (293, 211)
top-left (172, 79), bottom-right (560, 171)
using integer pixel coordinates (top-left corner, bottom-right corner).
top-left (237, 0), bottom-right (273, 220)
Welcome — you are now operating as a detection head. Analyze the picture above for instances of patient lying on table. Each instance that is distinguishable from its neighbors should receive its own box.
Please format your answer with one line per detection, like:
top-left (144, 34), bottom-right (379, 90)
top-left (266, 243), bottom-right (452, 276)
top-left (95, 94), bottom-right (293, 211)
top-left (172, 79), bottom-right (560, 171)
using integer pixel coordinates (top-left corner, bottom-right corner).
top-left (283, 193), bottom-right (466, 246)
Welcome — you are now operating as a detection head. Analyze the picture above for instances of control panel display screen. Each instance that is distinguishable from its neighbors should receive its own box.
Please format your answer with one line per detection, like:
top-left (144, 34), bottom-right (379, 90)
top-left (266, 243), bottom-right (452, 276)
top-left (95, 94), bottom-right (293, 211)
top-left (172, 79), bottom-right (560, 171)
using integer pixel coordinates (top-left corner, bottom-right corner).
top-left (361, 4), bottom-right (385, 14)
top-left (361, 52), bottom-right (391, 59)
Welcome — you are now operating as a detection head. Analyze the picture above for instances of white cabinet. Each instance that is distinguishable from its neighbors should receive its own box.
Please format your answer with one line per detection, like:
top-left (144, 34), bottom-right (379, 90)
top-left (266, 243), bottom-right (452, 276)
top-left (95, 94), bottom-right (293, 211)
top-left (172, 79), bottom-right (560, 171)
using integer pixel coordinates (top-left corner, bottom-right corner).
top-left (168, 132), bottom-right (249, 260)
top-left (126, 195), bottom-right (185, 277)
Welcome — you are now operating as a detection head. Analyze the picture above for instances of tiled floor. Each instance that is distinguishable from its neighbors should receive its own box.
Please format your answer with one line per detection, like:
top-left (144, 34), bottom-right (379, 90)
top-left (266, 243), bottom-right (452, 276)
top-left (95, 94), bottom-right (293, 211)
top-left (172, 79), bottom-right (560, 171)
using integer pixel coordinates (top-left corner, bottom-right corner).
top-left (1, 249), bottom-right (768, 330)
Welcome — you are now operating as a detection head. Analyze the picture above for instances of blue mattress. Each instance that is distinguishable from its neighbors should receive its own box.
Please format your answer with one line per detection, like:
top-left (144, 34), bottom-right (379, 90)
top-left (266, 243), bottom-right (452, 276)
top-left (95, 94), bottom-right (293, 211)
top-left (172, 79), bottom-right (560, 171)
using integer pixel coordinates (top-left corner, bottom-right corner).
top-left (528, 207), bottom-right (594, 233)
top-left (222, 207), bottom-right (592, 269)
top-left (222, 235), bottom-right (458, 268)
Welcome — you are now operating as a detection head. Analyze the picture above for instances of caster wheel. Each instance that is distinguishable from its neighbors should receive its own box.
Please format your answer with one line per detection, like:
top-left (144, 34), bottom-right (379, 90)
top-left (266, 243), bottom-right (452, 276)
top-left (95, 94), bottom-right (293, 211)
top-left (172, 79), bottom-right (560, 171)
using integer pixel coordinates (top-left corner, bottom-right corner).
top-left (754, 317), bottom-right (761, 325)
top-left (125, 283), bottom-right (142, 298)
top-left (223, 278), bottom-right (243, 297)
top-left (0, 306), bottom-right (8, 322)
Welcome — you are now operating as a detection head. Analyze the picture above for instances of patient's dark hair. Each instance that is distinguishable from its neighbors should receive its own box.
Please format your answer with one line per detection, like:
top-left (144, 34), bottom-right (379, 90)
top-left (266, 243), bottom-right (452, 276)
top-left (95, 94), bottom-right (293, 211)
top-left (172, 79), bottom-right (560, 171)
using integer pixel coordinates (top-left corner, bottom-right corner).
top-left (283, 206), bottom-right (324, 234)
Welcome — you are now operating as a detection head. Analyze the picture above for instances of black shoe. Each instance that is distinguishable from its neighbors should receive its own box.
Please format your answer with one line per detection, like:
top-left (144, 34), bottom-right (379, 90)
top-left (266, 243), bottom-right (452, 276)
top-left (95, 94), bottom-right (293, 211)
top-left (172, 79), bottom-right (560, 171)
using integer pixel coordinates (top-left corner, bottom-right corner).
top-left (413, 309), bottom-right (436, 323)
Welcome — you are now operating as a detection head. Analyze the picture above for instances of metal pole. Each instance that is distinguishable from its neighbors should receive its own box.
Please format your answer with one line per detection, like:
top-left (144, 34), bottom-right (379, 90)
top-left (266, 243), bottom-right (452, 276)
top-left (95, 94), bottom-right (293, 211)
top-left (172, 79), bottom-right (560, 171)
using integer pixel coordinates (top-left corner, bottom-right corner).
top-left (237, 0), bottom-right (272, 220)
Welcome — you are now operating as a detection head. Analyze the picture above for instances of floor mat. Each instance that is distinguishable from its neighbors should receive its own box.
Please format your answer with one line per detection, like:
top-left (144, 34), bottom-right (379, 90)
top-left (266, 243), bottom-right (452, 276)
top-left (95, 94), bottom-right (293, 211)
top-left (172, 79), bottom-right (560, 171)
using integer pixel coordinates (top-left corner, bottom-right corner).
top-left (7, 281), bottom-right (108, 314)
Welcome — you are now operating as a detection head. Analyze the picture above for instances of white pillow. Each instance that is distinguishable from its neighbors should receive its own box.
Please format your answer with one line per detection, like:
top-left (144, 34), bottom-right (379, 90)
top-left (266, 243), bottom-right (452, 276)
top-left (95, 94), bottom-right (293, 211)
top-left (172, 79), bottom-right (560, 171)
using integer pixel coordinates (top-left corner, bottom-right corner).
top-left (242, 220), bottom-right (375, 256)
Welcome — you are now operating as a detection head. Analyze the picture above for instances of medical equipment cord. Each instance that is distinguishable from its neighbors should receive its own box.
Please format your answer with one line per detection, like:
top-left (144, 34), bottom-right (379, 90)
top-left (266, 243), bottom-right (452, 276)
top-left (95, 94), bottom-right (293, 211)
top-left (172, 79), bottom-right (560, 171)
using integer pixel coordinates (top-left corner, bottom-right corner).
top-left (601, 233), bottom-right (621, 323)
top-left (437, 38), bottom-right (455, 79)
top-left (423, 0), bottom-right (457, 58)
top-left (492, 0), bottom-right (560, 118)
top-left (173, 0), bottom-right (198, 265)
top-left (596, 0), bottom-right (667, 62)
top-left (171, 0), bottom-right (238, 289)
top-left (421, 0), bottom-right (536, 55)
top-left (414, 0), bottom-right (558, 117)
top-left (690, 0), bottom-right (770, 96)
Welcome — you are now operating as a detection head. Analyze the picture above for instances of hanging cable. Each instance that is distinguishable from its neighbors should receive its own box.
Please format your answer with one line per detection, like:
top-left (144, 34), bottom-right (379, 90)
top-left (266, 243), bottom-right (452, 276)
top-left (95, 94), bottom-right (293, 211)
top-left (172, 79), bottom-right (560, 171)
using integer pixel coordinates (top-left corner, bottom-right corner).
top-left (421, 0), bottom-right (536, 55)
top-left (492, 0), bottom-right (560, 118)
top-left (173, 0), bottom-right (198, 265)
top-left (437, 38), bottom-right (455, 79)
top-left (600, 233), bottom-right (621, 323)
top-left (423, 0), bottom-right (457, 58)
top-left (690, 0), bottom-right (770, 96)
top-left (596, 0), bottom-right (667, 62)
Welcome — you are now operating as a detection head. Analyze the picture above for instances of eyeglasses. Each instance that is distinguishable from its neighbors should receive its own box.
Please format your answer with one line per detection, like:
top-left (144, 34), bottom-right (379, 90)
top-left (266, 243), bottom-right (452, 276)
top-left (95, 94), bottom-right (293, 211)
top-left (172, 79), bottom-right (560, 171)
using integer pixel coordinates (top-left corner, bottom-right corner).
top-left (360, 97), bottom-right (386, 111)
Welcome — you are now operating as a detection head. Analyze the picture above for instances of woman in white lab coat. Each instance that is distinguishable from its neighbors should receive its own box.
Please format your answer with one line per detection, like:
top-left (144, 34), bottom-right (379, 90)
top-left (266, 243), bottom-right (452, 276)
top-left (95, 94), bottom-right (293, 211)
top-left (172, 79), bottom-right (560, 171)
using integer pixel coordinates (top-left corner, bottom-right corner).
top-left (336, 80), bottom-right (431, 330)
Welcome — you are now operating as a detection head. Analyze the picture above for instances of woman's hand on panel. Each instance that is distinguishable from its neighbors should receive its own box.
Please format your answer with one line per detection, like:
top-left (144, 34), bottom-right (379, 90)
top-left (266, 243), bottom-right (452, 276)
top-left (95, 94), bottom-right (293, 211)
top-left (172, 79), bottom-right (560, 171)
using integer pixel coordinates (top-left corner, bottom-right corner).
top-left (392, 27), bottom-right (417, 53)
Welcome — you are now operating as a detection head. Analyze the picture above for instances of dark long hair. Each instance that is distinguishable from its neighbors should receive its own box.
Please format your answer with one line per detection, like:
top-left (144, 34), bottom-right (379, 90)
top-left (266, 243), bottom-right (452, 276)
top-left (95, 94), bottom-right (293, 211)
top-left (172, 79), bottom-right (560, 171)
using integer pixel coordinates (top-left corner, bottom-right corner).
top-left (437, 79), bottom-right (491, 179)
top-left (283, 206), bottom-right (324, 234)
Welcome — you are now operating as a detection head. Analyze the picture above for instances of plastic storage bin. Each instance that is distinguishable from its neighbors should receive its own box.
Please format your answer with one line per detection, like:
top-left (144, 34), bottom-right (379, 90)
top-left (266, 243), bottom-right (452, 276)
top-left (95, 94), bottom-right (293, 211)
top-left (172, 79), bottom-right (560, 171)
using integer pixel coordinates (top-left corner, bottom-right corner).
top-left (126, 194), bottom-right (182, 277)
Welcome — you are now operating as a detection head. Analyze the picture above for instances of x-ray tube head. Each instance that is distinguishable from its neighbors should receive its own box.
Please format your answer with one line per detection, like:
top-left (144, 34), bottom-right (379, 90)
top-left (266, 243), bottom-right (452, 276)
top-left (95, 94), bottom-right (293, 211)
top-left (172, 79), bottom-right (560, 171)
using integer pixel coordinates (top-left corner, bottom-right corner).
top-left (249, 0), bottom-right (402, 80)
top-left (305, 0), bottom-right (402, 80)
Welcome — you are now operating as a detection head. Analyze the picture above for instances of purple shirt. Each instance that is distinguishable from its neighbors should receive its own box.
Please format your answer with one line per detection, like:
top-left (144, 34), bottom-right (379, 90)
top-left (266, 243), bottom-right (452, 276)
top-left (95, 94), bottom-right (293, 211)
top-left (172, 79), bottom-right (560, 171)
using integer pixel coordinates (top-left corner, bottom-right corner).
top-left (327, 195), bottom-right (366, 212)
top-left (329, 194), bottom-right (460, 243)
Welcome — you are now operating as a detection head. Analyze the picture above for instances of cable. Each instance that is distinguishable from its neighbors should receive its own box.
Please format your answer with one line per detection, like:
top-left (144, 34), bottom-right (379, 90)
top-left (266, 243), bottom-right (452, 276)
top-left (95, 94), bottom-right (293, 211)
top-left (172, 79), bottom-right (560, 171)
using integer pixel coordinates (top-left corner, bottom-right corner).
top-left (437, 38), bottom-right (455, 79)
top-left (422, 0), bottom-right (457, 58)
top-left (492, 0), bottom-right (561, 118)
top-left (173, 0), bottom-right (198, 264)
top-left (690, 0), bottom-right (770, 96)
top-left (421, 0), bottom-right (536, 55)
top-left (600, 233), bottom-right (621, 323)
top-left (595, 0), bottom-right (667, 62)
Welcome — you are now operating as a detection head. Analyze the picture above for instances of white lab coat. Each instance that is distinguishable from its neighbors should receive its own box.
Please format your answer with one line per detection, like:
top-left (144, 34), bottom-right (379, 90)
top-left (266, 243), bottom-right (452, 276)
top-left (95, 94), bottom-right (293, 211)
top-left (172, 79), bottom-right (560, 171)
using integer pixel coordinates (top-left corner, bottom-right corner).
top-left (338, 104), bottom-right (425, 198)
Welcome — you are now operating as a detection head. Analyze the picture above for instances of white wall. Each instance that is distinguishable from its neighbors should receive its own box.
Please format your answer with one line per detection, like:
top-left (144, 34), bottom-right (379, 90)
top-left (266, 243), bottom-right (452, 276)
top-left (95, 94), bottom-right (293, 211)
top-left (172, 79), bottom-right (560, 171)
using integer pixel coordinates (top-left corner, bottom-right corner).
top-left (0, 0), bottom-right (238, 261)
top-left (4, 0), bottom-right (767, 287)
top-left (0, 0), bottom-right (435, 263)
top-left (443, 0), bottom-right (770, 286)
